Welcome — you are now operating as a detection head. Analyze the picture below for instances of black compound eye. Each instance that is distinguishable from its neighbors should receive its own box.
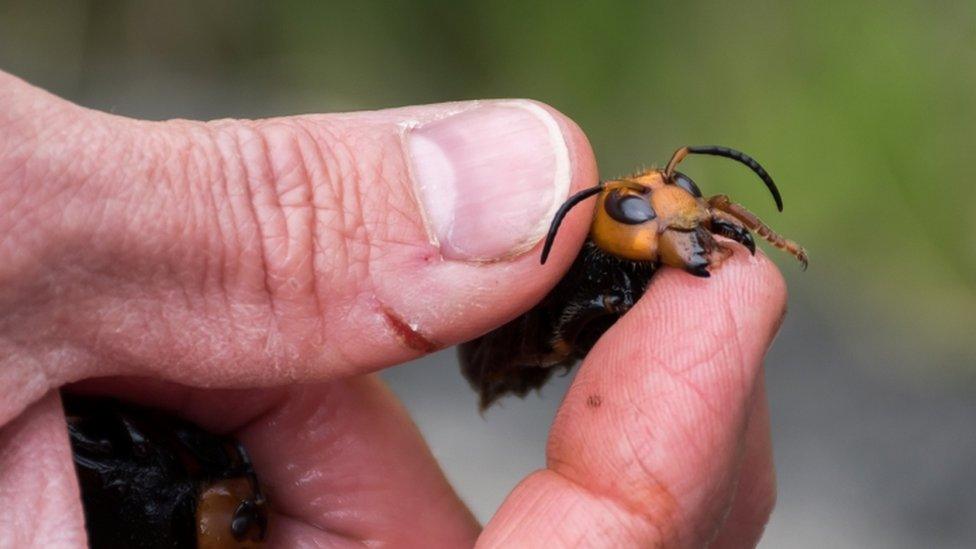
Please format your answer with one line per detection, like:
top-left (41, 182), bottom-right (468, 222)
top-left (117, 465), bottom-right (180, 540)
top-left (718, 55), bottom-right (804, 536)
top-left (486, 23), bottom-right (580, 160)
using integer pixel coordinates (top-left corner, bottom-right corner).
top-left (604, 189), bottom-right (656, 224)
top-left (231, 499), bottom-right (268, 541)
top-left (672, 171), bottom-right (702, 198)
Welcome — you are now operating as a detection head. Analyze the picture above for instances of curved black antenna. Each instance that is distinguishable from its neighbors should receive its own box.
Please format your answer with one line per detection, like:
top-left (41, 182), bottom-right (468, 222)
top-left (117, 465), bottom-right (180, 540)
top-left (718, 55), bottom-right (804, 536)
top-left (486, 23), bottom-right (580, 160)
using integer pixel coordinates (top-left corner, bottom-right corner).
top-left (684, 146), bottom-right (783, 212)
top-left (540, 184), bottom-right (604, 264)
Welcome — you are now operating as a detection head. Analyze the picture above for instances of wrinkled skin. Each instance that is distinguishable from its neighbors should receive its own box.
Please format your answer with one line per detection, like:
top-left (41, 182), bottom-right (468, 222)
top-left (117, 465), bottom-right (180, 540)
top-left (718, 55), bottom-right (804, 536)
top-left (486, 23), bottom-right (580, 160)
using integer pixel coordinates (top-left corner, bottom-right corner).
top-left (0, 70), bottom-right (784, 548)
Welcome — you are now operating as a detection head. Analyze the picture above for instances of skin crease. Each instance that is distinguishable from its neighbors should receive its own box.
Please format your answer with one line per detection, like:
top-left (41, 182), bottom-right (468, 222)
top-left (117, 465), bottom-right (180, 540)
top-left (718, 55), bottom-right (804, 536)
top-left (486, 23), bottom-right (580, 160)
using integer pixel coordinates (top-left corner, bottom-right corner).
top-left (0, 70), bottom-right (784, 548)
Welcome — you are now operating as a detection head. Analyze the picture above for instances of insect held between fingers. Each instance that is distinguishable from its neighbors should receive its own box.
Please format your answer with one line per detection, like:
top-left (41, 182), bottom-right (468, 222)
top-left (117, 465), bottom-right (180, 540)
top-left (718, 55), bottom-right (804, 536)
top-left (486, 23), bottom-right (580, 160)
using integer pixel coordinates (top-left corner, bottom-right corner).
top-left (63, 393), bottom-right (270, 549)
top-left (459, 145), bottom-right (807, 411)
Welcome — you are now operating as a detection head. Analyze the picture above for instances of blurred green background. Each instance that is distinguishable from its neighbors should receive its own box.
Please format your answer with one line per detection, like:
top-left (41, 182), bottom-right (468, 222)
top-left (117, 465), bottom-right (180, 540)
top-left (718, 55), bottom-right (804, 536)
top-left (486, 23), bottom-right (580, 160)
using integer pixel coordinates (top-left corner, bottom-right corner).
top-left (3, 1), bottom-right (975, 547)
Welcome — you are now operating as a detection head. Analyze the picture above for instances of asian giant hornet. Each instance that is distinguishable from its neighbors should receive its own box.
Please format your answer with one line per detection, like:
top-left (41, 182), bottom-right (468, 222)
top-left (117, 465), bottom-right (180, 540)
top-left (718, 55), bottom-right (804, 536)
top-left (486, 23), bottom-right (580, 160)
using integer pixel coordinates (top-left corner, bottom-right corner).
top-left (63, 394), bottom-right (269, 548)
top-left (460, 146), bottom-right (807, 410)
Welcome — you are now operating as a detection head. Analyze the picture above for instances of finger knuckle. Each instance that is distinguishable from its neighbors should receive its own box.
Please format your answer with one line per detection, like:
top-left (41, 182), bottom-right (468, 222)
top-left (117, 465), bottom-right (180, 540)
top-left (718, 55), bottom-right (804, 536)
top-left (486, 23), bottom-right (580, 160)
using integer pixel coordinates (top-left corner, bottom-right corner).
top-left (215, 116), bottom-right (427, 331)
top-left (220, 119), bottom-right (363, 309)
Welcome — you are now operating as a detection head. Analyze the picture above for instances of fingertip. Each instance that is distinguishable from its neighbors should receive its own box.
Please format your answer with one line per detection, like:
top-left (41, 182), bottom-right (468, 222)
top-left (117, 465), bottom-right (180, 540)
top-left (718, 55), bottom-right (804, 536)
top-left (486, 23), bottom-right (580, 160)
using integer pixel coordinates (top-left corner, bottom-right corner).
top-left (539, 248), bottom-right (790, 545)
top-left (527, 100), bottom-right (600, 267)
top-left (360, 100), bottom-right (599, 362)
top-left (529, 100), bottom-right (600, 199)
top-left (510, 99), bottom-right (602, 269)
top-left (708, 249), bottom-right (789, 351)
top-left (405, 98), bottom-right (596, 263)
top-left (641, 247), bottom-right (788, 352)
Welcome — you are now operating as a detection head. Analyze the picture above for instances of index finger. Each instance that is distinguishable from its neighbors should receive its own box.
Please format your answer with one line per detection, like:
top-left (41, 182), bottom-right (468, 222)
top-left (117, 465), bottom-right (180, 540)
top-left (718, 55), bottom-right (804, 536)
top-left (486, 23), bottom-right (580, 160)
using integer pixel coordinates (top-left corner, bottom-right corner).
top-left (480, 249), bottom-right (787, 547)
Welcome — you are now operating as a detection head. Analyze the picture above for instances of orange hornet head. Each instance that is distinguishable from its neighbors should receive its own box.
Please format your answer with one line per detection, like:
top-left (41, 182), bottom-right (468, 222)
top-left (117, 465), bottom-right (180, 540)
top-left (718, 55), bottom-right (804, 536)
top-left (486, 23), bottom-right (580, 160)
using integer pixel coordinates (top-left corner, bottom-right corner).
top-left (540, 145), bottom-right (807, 276)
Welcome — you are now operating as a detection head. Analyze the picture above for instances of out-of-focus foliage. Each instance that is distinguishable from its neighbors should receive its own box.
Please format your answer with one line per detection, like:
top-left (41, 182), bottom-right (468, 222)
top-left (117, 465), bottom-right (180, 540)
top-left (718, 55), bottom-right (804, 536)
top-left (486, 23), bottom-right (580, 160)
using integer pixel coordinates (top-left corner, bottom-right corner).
top-left (2, 0), bottom-right (974, 367)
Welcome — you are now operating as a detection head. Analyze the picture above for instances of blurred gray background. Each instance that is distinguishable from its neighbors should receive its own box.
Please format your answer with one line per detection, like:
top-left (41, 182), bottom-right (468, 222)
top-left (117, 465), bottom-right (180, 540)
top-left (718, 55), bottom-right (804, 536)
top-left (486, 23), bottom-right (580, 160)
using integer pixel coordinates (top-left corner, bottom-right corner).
top-left (3, 1), bottom-right (975, 547)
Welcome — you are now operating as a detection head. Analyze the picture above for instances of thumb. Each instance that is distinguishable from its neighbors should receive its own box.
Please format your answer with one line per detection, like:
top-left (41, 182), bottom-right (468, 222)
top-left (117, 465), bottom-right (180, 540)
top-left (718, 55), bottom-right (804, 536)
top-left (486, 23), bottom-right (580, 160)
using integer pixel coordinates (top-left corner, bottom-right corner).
top-left (0, 71), bottom-right (597, 419)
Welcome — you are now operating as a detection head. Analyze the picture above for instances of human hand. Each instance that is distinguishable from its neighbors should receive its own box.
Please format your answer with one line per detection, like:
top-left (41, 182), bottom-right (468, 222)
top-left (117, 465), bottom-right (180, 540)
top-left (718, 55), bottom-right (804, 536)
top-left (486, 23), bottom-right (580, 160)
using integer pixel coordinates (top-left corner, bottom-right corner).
top-left (0, 70), bottom-right (784, 547)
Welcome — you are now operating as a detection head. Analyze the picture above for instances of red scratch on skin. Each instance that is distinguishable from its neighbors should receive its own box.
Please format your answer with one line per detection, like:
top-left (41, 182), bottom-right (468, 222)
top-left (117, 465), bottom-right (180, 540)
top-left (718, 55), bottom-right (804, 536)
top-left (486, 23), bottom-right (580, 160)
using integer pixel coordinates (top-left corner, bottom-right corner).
top-left (380, 305), bottom-right (440, 353)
